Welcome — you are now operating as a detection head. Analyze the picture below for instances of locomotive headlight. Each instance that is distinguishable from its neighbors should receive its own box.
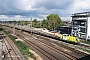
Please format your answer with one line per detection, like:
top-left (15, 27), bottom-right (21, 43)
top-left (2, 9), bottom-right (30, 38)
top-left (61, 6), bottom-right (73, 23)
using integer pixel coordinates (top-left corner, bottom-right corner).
top-left (88, 36), bottom-right (90, 39)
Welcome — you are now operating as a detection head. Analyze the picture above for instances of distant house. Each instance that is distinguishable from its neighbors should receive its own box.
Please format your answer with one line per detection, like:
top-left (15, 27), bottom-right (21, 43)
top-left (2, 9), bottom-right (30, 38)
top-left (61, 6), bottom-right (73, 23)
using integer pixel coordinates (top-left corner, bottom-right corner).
top-left (58, 26), bottom-right (72, 35)
top-left (63, 20), bottom-right (71, 26)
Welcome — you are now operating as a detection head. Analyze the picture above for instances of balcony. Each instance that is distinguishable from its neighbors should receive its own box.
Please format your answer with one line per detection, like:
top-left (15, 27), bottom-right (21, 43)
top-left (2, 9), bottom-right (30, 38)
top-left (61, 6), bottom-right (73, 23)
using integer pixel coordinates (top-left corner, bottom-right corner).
top-left (79, 26), bottom-right (86, 28)
top-left (73, 17), bottom-right (87, 20)
top-left (79, 32), bottom-right (85, 34)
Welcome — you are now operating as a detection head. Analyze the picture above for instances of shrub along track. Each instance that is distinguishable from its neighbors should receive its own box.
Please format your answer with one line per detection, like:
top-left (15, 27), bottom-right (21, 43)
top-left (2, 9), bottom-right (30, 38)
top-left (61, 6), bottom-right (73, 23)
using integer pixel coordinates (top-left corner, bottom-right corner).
top-left (1, 32), bottom-right (24, 60)
top-left (2, 26), bottom-right (90, 60)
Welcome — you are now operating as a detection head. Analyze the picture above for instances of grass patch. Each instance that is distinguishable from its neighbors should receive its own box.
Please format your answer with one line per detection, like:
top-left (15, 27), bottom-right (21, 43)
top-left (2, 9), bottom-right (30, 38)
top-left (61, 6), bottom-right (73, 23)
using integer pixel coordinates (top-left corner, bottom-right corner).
top-left (15, 41), bottom-right (36, 60)
top-left (75, 46), bottom-right (90, 53)
top-left (0, 28), bottom-right (36, 60)
top-left (59, 41), bottom-right (90, 53)
top-left (81, 41), bottom-right (90, 45)
top-left (80, 39), bottom-right (90, 45)
top-left (0, 28), bottom-right (10, 35)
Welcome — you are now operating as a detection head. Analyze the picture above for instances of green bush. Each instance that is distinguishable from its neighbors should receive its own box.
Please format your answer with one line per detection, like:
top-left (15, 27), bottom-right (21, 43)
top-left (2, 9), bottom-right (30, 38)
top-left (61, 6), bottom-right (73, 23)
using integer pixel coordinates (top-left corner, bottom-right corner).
top-left (81, 40), bottom-right (90, 45)
top-left (9, 35), bottom-right (17, 43)
top-left (0, 28), bottom-right (10, 35)
top-left (84, 41), bottom-right (90, 45)
top-left (16, 41), bottom-right (36, 60)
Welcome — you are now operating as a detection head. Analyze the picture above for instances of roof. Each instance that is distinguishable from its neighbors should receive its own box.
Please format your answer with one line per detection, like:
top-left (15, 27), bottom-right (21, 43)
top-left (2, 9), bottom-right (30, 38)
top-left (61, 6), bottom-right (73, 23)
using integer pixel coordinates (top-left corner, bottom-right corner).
top-left (59, 26), bottom-right (72, 28)
top-left (71, 12), bottom-right (90, 17)
top-left (72, 12), bottom-right (90, 15)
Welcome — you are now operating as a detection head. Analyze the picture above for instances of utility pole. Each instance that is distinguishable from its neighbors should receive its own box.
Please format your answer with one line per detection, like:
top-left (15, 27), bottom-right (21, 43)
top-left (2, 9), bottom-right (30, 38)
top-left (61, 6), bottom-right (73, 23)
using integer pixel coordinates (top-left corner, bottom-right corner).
top-left (13, 20), bottom-right (15, 36)
top-left (40, 20), bottom-right (41, 28)
top-left (0, 17), bottom-right (2, 28)
top-left (54, 22), bottom-right (55, 31)
top-left (31, 17), bottom-right (32, 36)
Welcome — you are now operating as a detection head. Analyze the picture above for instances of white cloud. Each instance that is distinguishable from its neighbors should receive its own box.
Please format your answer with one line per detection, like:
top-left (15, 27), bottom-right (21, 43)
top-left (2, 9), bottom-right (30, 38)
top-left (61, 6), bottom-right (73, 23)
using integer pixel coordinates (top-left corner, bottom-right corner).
top-left (0, 0), bottom-right (90, 21)
top-left (61, 17), bottom-right (72, 21)
top-left (25, 5), bottom-right (32, 10)
top-left (0, 15), bottom-right (8, 19)
top-left (69, 0), bottom-right (90, 14)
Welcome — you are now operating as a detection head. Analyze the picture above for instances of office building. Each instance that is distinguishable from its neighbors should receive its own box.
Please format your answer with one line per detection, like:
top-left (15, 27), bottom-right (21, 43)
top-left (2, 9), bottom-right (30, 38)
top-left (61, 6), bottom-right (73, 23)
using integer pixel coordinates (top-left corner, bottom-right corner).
top-left (71, 12), bottom-right (90, 40)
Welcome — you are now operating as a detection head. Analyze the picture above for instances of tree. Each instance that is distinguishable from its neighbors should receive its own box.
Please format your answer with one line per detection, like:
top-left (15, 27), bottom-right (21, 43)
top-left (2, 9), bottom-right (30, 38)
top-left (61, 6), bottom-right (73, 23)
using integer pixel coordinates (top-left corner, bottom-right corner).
top-left (32, 19), bottom-right (41, 28)
top-left (46, 14), bottom-right (65, 30)
top-left (42, 19), bottom-right (47, 28)
top-left (31, 14), bottom-right (65, 30)
top-left (33, 19), bottom-right (38, 23)
top-left (20, 20), bottom-right (25, 25)
top-left (32, 19), bottom-right (38, 26)
top-left (20, 20), bottom-right (28, 25)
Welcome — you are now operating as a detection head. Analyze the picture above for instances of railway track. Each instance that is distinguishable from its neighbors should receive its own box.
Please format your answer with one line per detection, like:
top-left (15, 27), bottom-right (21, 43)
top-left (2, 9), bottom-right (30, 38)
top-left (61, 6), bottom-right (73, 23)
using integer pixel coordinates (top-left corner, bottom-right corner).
top-left (3, 25), bottom-right (75, 60)
top-left (4, 27), bottom-right (90, 60)
top-left (18, 34), bottom-right (62, 60)
top-left (1, 26), bottom-right (90, 60)
top-left (23, 32), bottom-right (79, 59)
top-left (34, 33), bottom-right (90, 50)
top-left (1, 32), bottom-right (24, 60)
top-left (78, 43), bottom-right (90, 50)
top-left (24, 33), bottom-right (90, 59)
top-left (31, 36), bottom-right (77, 60)
top-left (1, 25), bottom-right (90, 50)
top-left (18, 32), bottom-right (78, 60)
top-left (35, 35), bottom-right (90, 56)
top-left (9, 27), bottom-right (66, 60)
top-left (1, 26), bottom-right (61, 60)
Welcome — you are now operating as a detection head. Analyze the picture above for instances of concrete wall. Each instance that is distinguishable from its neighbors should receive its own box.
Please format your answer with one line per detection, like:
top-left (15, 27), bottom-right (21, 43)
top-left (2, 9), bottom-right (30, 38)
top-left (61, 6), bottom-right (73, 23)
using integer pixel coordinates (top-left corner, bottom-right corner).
top-left (87, 17), bottom-right (90, 40)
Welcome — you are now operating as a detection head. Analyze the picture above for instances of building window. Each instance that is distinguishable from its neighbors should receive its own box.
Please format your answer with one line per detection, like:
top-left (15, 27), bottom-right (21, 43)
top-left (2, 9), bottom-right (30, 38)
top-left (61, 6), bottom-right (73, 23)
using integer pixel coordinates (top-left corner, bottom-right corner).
top-left (80, 21), bottom-right (86, 26)
top-left (73, 21), bottom-right (79, 25)
top-left (80, 34), bottom-right (85, 38)
top-left (80, 28), bottom-right (85, 33)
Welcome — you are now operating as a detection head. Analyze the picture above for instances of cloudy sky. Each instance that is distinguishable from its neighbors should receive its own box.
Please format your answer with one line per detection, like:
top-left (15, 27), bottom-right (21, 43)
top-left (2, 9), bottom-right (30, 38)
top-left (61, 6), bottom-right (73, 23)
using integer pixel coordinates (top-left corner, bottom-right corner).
top-left (0, 0), bottom-right (90, 21)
